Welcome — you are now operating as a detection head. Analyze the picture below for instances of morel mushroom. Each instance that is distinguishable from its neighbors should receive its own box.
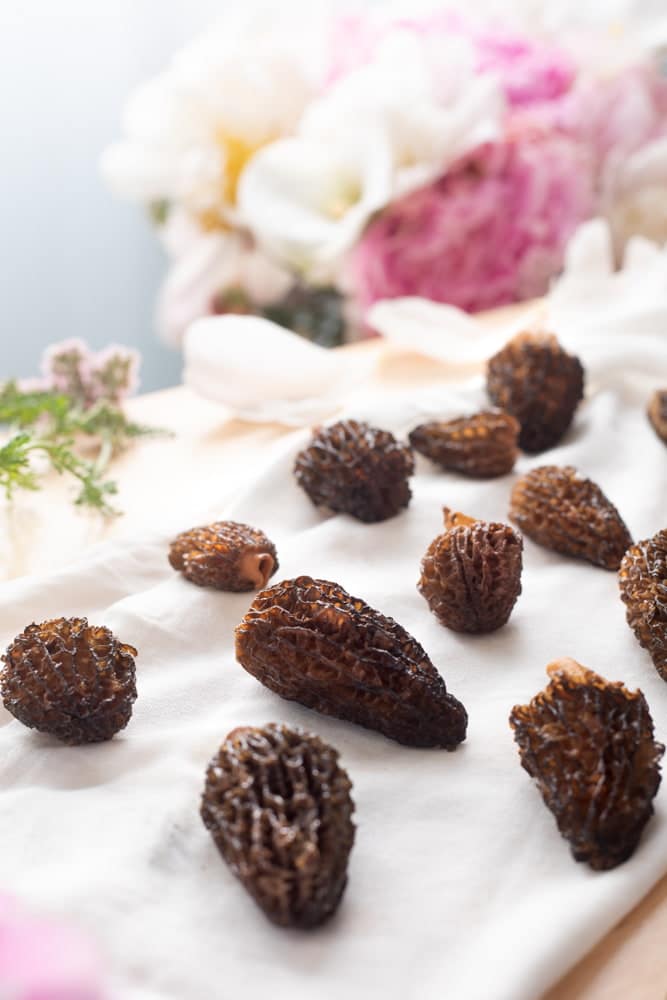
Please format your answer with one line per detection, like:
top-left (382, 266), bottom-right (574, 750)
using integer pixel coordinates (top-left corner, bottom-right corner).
top-left (510, 465), bottom-right (631, 570)
top-left (235, 576), bottom-right (467, 748)
top-left (169, 520), bottom-right (278, 591)
top-left (648, 390), bottom-right (667, 445)
top-left (1, 617), bottom-right (137, 744)
top-left (487, 331), bottom-right (584, 452)
top-left (419, 509), bottom-right (523, 633)
top-left (409, 410), bottom-right (519, 477)
top-left (201, 723), bottom-right (355, 927)
top-left (510, 658), bottom-right (663, 870)
top-left (294, 420), bottom-right (414, 523)
top-left (619, 529), bottom-right (667, 681)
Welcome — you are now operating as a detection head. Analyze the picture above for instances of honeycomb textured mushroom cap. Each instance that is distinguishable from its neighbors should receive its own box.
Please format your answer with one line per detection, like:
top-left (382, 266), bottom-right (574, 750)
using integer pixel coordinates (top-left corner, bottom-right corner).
top-left (294, 420), bottom-right (414, 523)
top-left (409, 410), bottom-right (519, 477)
top-left (1, 617), bottom-right (137, 745)
top-left (648, 390), bottom-right (667, 444)
top-left (201, 723), bottom-right (355, 928)
top-left (509, 465), bottom-right (632, 570)
top-left (487, 331), bottom-right (584, 453)
top-left (619, 529), bottom-right (667, 681)
top-left (235, 575), bottom-right (467, 748)
top-left (169, 520), bottom-right (278, 591)
top-left (510, 658), bottom-right (663, 870)
top-left (419, 509), bottom-right (523, 633)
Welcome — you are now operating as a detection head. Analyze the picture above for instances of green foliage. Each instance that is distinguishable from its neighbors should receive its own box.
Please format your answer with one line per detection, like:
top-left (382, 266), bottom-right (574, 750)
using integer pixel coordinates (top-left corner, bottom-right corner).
top-left (0, 382), bottom-right (164, 515)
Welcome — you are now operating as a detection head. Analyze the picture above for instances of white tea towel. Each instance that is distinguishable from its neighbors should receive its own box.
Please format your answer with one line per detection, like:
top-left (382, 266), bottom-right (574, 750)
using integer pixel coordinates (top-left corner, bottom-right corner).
top-left (1, 333), bottom-right (667, 1000)
top-left (183, 314), bottom-right (376, 425)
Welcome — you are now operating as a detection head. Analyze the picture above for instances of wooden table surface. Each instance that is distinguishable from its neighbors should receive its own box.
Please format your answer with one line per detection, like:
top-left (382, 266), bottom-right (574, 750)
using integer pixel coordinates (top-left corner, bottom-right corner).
top-left (1, 336), bottom-right (666, 999)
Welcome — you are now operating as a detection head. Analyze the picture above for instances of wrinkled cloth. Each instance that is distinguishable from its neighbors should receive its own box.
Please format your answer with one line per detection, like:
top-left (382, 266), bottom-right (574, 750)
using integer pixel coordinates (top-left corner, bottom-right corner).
top-left (183, 313), bottom-right (377, 425)
top-left (1, 325), bottom-right (667, 1000)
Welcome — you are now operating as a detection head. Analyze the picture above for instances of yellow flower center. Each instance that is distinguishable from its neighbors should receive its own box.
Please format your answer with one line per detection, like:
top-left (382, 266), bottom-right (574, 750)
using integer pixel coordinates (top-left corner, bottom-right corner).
top-left (198, 130), bottom-right (270, 232)
top-left (325, 180), bottom-right (362, 220)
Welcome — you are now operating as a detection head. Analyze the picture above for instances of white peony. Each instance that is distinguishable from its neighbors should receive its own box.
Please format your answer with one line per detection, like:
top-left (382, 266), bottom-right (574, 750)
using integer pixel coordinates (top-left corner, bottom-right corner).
top-left (603, 137), bottom-right (667, 257)
top-left (101, 4), bottom-right (323, 228)
top-left (238, 29), bottom-right (504, 276)
top-left (237, 128), bottom-right (395, 281)
top-left (156, 211), bottom-right (292, 347)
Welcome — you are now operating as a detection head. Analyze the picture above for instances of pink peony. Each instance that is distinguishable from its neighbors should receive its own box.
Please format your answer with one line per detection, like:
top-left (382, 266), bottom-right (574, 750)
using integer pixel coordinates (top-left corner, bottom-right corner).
top-left (348, 120), bottom-right (595, 315)
top-left (556, 66), bottom-right (667, 169)
top-left (0, 894), bottom-right (105, 1000)
top-left (471, 28), bottom-right (575, 107)
top-left (327, 13), bottom-right (576, 109)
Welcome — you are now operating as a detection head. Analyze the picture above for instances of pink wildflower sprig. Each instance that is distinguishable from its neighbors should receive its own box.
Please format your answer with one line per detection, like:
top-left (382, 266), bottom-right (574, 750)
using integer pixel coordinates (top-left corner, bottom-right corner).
top-left (2, 340), bottom-right (159, 515)
top-left (40, 340), bottom-right (140, 409)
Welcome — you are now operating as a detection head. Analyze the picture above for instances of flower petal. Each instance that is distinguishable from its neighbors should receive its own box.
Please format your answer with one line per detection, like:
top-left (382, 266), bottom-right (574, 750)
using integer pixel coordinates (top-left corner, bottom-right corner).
top-left (238, 131), bottom-right (393, 276)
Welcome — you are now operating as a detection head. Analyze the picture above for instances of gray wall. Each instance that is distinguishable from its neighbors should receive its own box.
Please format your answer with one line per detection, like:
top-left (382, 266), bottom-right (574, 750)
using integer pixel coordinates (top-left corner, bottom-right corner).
top-left (0, 2), bottom-right (226, 393)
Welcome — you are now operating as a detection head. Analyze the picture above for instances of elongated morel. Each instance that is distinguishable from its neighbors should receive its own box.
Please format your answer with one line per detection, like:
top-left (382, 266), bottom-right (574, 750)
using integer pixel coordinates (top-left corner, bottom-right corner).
top-left (510, 658), bottom-right (663, 870)
top-left (409, 410), bottom-right (519, 477)
top-left (294, 420), bottom-right (414, 523)
top-left (510, 465), bottom-right (632, 570)
top-left (201, 724), bottom-right (355, 928)
top-left (619, 529), bottom-right (667, 681)
top-left (648, 390), bottom-right (667, 444)
top-left (419, 510), bottom-right (523, 633)
top-left (169, 520), bottom-right (278, 591)
top-left (235, 576), bottom-right (468, 748)
top-left (1, 617), bottom-right (137, 744)
top-left (487, 331), bottom-right (584, 452)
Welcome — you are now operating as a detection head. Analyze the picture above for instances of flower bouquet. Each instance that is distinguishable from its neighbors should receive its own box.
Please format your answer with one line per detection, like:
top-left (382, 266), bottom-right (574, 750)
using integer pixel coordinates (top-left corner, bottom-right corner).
top-left (102, 2), bottom-right (667, 347)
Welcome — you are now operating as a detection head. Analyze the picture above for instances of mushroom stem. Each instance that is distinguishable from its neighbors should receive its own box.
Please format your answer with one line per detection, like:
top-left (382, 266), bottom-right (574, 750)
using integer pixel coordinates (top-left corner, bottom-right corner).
top-left (238, 552), bottom-right (276, 590)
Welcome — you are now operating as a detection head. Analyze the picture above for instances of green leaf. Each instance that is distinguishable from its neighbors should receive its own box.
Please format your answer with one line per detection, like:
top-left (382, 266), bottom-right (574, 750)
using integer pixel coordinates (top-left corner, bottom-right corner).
top-left (0, 382), bottom-right (166, 515)
top-left (149, 199), bottom-right (170, 225)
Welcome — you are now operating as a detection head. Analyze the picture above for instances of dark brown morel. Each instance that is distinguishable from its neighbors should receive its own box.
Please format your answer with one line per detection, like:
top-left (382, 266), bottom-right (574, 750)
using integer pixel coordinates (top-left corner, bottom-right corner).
top-left (418, 509), bottom-right (523, 633)
top-left (486, 331), bottom-right (584, 452)
top-left (510, 465), bottom-right (631, 570)
top-left (1, 617), bottom-right (137, 744)
top-left (294, 420), bottom-right (414, 523)
top-left (235, 576), bottom-right (467, 748)
top-left (169, 520), bottom-right (278, 591)
top-left (619, 530), bottom-right (667, 681)
top-left (409, 410), bottom-right (519, 477)
top-left (201, 723), bottom-right (355, 928)
top-left (510, 658), bottom-right (664, 870)
top-left (648, 390), bottom-right (667, 444)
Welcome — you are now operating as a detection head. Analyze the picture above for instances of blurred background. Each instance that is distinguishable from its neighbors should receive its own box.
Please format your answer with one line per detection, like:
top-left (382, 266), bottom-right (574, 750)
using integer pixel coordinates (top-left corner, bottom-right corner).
top-left (1, 0), bottom-right (664, 392)
top-left (1, 2), bottom-right (231, 391)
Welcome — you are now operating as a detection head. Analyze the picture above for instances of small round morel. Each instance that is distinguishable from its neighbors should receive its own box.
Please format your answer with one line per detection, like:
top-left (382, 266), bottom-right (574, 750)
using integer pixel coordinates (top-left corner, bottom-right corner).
top-left (419, 509), bottom-right (523, 633)
top-left (509, 465), bottom-right (632, 570)
top-left (294, 420), bottom-right (414, 523)
top-left (201, 723), bottom-right (355, 928)
top-left (487, 331), bottom-right (584, 453)
top-left (510, 658), bottom-right (664, 870)
top-left (409, 410), bottom-right (519, 477)
top-left (619, 529), bottom-right (667, 681)
top-left (1, 617), bottom-right (137, 745)
top-left (648, 390), bottom-right (667, 444)
top-left (169, 520), bottom-right (278, 591)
